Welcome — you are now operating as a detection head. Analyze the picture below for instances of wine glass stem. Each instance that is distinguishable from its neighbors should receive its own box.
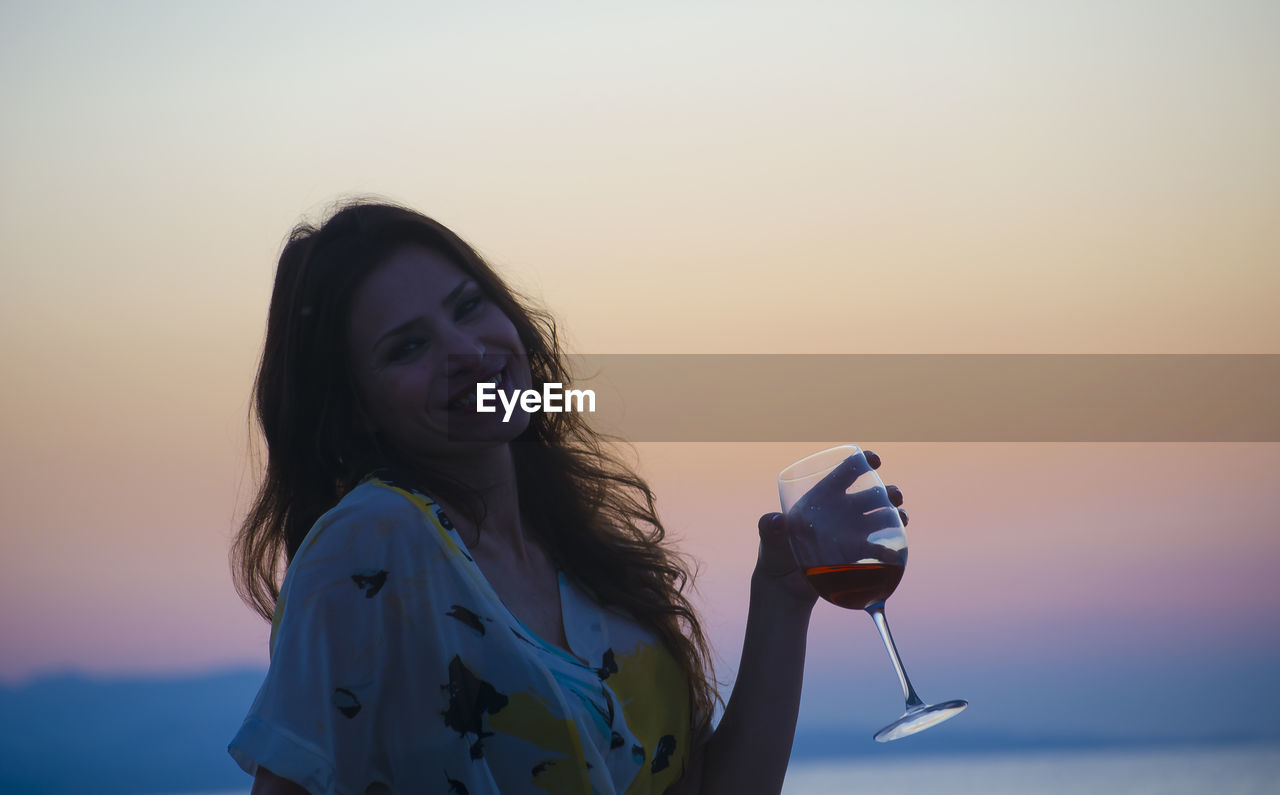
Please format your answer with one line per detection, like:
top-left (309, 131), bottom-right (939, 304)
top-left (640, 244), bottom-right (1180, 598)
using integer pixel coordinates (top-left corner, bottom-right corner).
top-left (867, 606), bottom-right (925, 709)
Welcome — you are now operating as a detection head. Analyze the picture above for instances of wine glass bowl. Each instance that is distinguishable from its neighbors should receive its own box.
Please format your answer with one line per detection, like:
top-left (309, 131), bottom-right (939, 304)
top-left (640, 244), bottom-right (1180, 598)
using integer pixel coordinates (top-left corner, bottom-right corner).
top-left (780, 447), bottom-right (907, 609)
top-left (779, 445), bottom-right (967, 742)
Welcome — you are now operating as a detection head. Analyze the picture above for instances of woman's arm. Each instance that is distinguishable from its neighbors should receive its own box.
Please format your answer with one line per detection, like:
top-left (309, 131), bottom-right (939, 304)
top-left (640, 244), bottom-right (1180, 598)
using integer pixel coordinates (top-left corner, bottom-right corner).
top-left (680, 453), bottom-right (911, 793)
top-left (673, 459), bottom-right (907, 795)
top-left (669, 512), bottom-right (817, 795)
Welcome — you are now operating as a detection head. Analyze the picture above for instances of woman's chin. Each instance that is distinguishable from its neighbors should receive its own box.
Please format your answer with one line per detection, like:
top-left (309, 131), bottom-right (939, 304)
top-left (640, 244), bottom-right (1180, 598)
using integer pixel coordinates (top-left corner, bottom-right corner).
top-left (442, 406), bottom-right (532, 446)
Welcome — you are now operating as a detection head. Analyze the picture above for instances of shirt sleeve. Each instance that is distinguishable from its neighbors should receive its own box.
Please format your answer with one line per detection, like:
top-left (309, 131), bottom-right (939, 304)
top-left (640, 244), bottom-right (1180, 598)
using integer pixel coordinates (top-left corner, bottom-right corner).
top-left (228, 485), bottom-right (424, 795)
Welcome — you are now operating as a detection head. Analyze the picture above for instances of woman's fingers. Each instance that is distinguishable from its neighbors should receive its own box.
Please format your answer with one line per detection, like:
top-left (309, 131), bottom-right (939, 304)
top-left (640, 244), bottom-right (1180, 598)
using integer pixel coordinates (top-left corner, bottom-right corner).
top-left (801, 452), bottom-right (891, 505)
top-left (843, 485), bottom-right (901, 515)
top-left (756, 512), bottom-right (803, 578)
top-left (807, 454), bottom-right (873, 501)
top-left (758, 512), bottom-right (786, 540)
top-left (858, 507), bottom-right (908, 534)
top-left (864, 453), bottom-right (906, 521)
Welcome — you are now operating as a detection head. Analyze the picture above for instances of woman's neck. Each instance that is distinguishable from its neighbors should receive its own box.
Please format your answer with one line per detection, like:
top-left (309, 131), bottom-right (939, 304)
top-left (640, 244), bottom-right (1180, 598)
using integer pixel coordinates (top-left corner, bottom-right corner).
top-left (416, 444), bottom-right (532, 557)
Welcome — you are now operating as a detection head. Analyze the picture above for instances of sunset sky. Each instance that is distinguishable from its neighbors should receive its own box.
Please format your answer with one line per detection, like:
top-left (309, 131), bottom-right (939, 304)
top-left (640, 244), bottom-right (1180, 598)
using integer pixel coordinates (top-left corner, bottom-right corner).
top-left (2, 0), bottom-right (1277, 749)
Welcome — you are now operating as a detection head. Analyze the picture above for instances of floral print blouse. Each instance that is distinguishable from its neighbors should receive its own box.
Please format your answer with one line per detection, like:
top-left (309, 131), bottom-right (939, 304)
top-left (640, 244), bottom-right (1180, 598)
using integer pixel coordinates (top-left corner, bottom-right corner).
top-left (229, 474), bottom-right (692, 794)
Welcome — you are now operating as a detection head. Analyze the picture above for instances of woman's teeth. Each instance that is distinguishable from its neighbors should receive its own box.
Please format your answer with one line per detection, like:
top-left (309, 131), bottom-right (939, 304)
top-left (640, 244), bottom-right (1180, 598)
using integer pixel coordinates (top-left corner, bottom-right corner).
top-left (451, 369), bottom-right (505, 409)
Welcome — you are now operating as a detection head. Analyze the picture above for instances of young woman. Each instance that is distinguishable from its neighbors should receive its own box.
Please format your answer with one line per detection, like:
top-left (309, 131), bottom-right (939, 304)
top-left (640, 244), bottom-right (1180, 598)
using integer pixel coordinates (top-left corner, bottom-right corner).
top-left (227, 200), bottom-right (905, 794)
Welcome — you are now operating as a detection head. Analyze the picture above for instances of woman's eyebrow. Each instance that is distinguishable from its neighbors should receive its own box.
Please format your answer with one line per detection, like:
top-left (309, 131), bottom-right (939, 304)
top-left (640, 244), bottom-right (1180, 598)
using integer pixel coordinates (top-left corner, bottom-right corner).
top-left (371, 279), bottom-right (474, 351)
top-left (441, 279), bottom-right (472, 307)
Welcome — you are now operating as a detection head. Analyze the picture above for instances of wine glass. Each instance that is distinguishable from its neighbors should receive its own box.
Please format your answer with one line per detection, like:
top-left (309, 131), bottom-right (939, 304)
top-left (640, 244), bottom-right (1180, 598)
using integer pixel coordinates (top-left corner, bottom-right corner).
top-left (779, 444), bottom-right (967, 742)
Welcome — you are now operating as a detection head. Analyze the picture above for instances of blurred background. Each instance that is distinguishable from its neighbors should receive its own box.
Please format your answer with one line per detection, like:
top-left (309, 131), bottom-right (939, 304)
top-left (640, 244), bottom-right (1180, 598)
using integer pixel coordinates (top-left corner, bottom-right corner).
top-left (2, 1), bottom-right (1277, 792)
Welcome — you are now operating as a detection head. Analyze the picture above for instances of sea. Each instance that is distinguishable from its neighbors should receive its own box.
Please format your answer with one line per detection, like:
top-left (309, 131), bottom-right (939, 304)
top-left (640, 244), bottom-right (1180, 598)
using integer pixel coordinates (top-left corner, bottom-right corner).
top-left (779, 743), bottom-right (1280, 795)
top-left (169, 743), bottom-right (1280, 795)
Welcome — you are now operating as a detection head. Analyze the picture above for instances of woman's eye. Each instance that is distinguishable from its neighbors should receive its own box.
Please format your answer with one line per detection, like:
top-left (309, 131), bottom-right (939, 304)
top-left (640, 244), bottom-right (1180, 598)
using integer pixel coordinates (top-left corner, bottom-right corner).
top-left (388, 338), bottom-right (425, 362)
top-left (456, 294), bottom-right (484, 319)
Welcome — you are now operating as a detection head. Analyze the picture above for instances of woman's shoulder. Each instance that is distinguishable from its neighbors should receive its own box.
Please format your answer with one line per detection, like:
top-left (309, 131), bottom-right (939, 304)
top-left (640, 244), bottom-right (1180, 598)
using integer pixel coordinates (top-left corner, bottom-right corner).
top-left (293, 474), bottom-right (438, 561)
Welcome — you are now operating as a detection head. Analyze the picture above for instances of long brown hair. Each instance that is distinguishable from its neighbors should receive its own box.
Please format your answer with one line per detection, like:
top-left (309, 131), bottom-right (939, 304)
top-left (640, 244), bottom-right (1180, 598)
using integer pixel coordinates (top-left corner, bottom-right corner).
top-left (231, 198), bottom-right (716, 728)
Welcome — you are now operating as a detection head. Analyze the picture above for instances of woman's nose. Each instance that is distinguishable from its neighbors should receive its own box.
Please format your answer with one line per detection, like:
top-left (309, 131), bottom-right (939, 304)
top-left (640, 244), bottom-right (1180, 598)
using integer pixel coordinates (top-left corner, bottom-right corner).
top-left (441, 328), bottom-right (487, 374)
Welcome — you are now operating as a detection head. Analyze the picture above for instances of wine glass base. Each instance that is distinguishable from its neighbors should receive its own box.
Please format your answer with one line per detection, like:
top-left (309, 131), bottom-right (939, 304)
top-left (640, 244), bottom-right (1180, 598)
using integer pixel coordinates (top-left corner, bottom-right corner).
top-left (874, 699), bottom-right (968, 743)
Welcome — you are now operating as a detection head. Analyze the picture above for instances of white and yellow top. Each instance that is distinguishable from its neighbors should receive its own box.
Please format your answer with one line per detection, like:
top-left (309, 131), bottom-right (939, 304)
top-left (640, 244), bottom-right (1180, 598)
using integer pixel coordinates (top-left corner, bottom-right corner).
top-left (229, 473), bottom-right (692, 795)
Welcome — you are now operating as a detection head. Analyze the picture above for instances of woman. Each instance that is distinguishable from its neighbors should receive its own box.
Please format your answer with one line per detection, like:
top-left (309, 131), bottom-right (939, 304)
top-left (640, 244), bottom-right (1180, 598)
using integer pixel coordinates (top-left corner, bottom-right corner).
top-left (228, 199), bottom-right (905, 794)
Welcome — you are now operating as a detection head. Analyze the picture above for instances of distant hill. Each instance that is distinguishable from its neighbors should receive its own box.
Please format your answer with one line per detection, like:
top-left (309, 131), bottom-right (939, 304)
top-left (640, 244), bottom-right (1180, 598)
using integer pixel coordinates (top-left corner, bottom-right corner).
top-left (0, 669), bottom-right (264, 795)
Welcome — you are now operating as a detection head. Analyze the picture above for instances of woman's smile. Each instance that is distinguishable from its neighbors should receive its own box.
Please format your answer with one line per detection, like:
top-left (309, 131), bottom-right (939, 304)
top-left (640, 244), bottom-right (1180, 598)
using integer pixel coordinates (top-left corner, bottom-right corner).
top-left (447, 366), bottom-right (508, 410)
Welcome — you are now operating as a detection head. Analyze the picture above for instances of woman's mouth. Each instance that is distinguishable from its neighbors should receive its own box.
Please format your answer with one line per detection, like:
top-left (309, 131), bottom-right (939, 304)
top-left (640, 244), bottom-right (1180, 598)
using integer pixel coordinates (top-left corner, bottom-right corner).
top-left (449, 368), bottom-right (506, 410)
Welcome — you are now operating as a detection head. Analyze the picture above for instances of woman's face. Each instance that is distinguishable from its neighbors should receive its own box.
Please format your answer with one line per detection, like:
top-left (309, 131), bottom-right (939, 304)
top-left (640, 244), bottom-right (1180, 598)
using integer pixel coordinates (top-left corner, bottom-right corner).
top-left (345, 244), bottom-right (532, 465)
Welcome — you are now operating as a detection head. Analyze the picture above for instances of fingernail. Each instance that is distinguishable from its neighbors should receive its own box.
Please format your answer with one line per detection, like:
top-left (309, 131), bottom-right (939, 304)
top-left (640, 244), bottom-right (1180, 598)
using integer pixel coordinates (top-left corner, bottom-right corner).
top-left (865, 451), bottom-right (881, 468)
top-left (899, 508), bottom-right (909, 526)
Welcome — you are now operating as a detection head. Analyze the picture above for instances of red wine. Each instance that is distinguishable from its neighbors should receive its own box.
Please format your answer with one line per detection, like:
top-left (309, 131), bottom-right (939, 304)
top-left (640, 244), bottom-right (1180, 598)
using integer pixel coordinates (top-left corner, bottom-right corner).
top-left (804, 563), bottom-right (905, 610)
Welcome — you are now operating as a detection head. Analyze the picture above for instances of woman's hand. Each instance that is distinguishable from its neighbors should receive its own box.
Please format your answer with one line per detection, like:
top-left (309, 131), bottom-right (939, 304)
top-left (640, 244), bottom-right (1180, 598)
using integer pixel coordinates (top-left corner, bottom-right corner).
top-left (752, 511), bottom-right (820, 609)
top-left (752, 450), bottom-right (907, 609)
